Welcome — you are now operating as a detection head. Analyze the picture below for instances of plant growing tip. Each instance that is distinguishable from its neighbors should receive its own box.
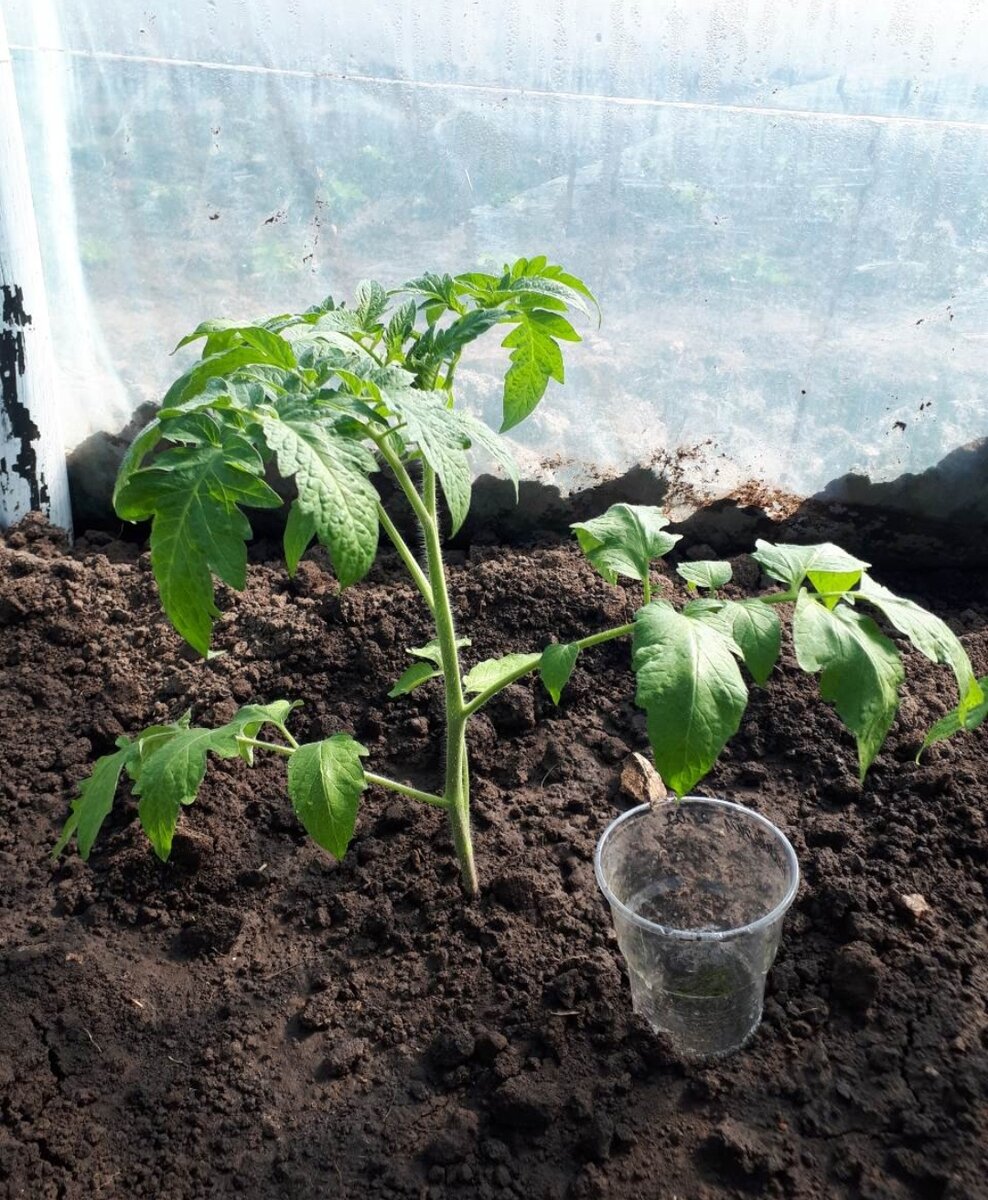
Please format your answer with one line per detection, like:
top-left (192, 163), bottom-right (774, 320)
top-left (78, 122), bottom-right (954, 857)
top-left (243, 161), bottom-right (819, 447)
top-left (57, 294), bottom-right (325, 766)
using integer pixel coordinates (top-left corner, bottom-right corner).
top-left (58, 262), bottom-right (984, 897)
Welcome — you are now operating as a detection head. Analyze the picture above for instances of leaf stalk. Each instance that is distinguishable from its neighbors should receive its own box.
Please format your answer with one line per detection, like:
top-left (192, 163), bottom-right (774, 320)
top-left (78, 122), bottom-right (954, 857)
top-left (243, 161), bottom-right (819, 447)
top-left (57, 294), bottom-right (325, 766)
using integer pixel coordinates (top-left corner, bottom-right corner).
top-left (236, 736), bottom-right (294, 757)
top-left (364, 772), bottom-right (449, 809)
top-left (461, 621), bottom-right (635, 717)
top-left (376, 501), bottom-right (435, 612)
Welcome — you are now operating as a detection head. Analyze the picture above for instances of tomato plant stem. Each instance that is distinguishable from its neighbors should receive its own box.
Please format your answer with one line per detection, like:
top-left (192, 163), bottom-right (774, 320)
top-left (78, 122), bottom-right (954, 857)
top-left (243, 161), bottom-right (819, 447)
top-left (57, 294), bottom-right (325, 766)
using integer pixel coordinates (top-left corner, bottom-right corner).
top-left (420, 465), bottom-right (478, 897)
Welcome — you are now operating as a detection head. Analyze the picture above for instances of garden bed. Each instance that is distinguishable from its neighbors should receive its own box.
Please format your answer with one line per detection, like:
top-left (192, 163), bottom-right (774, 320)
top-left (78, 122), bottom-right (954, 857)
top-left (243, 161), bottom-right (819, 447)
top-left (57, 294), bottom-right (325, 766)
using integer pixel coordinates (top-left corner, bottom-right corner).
top-left (1, 513), bottom-right (985, 1199)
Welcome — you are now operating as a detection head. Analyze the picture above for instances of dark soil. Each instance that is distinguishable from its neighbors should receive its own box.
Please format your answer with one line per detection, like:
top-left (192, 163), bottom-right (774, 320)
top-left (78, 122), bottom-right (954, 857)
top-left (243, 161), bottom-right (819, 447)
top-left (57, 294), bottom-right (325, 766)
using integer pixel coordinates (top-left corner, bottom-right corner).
top-left (1, 512), bottom-right (986, 1200)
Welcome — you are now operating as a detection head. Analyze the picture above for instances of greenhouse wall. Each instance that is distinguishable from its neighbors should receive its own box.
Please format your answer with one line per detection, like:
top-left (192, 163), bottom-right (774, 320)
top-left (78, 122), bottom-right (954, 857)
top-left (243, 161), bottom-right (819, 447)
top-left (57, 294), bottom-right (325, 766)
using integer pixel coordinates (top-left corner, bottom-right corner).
top-left (4, 0), bottom-right (987, 528)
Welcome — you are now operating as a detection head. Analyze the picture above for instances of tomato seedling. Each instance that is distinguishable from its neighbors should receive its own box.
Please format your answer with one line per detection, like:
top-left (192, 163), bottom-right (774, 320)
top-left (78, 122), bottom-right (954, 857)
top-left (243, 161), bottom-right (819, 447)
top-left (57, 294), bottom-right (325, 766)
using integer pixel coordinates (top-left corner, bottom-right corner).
top-left (57, 260), bottom-right (985, 895)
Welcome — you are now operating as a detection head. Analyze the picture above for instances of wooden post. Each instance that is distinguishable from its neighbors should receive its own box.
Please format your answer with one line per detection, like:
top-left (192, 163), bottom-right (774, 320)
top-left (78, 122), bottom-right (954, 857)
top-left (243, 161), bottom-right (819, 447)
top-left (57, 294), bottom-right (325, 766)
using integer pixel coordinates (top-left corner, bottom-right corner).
top-left (0, 8), bottom-right (72, 534)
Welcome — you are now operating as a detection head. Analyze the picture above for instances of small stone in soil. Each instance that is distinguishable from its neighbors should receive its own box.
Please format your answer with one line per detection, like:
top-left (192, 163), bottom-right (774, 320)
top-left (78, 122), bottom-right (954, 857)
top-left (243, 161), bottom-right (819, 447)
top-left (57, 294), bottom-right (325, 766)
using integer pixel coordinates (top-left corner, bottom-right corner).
top-left (617, 752), bottom-right (667, 806)
top-left (896, 892), bottom-right (933, 922)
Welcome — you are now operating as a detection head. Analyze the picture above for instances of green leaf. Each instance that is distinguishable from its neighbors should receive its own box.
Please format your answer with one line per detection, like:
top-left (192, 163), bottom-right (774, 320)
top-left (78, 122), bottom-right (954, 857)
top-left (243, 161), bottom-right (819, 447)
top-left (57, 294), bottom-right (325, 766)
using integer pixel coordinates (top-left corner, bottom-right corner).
top-left (225, 700), bottom-right (303, 766)
top-left (459, 413), bottom-right (520, 499)
top-left (384, 300), bottom-right (417, 356)
top-left (161, 345), bottom-right (283, 408)
top-left (723, 600), bottom-right (782, 686)
top-left (752, 541), bottom-right (869, 598)
top-left (511, 260), bottom-right (600, 322)
top-left (411, 308), bottom-right (504, 365)
top-left (194, 702), bottom-right (299, 764)
top-left (500, 313), bottom-right (565, 431)
top-left (174, 376), bottom-right (268, 417)
top-left (632, 601), bottom-right (748, 797)
top-left (792, 591), bottom-right (904, 780)
top-left (856, 575), bottom-right (983, 715)
top-left (463, 652), bottom-right (541, 696)
top-left (265, 310), bottom-right (306, 331)
top-left (354, 280), bottom-right (389, 326)
top-left (53, 746), bottom-right (131, 861)
top-left (540, 643), bottom-right (580, 704)
top-left (174, 324), bottom-right (296, 370)
top-left (400, 272), bottom-right (461, 311)
top-left (507, 276), bottom-right (593, 321)
top-left (57, 718), bottom-right (196, 860)
top-left (455, 270), bottom-right (498, 291)
top-left (352, 360), bottom-right (417, 390)
top-left (682, 598), bottom-right (727, 615)
top-left (572, 504), bottom-right (682, 586)
top-left (173, 318), bottom-right (240, 352)
top-left (681, 597), bottom-right (780, 686)
top-left (114, 417), bottom-right (282, 656)
top-left (383, 389), bottom-right (472, 534)
top-left (312, 308), bottom-right (364, 334)
top-left (526, 309), bottom-right (581, 342)
top-left (390, 635), bottom-right (472, 697)
top-left (677, 560), bottom-right (733, 591)
top-left (807, 571), bottom-right (863, 609)
top-left (236, 326), bottom-right (298, 370)
top-left (680, 598), bottom-right (734, 638)
top-left (123, 718), bottom-right (190, 781)
top-left (284, 500), bottom-right (317, 577)
top-left (297, 327), bottom-right (377, 360)
top-left (113, 417), bottom-right (165, 511)
top-left (918, 676), bottom-right (988, 757)
top-left (388, 662), bottom-right (441, 698)
top-left (133, 702), bottom-right (299, 859)
top-left (260, 405), bottom-right (380, 588)
top-left (287, 734), bottom-right (369, 859)
top-left (408, 636), bottom-right (471, 669)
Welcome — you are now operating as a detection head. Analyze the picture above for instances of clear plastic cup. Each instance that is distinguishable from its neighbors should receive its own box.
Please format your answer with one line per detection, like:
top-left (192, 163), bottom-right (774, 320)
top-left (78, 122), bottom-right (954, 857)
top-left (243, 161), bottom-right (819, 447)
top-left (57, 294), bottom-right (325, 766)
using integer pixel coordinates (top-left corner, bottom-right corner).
top-left (595, 797), bottom-right (799, 1058)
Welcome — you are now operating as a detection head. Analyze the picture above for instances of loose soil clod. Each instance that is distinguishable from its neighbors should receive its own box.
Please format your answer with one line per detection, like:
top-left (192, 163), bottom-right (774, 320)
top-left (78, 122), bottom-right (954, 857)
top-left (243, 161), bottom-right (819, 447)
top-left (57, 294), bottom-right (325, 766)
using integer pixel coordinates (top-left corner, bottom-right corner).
top-left (1, 515), bottom-right (986, 1199)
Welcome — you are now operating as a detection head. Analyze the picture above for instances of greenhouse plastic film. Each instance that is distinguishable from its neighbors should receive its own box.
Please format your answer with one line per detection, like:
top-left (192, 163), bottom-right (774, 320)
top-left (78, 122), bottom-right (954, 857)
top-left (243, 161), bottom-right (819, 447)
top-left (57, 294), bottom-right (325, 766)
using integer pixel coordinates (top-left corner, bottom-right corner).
top-left (4, 0), bottom-right (987, 513)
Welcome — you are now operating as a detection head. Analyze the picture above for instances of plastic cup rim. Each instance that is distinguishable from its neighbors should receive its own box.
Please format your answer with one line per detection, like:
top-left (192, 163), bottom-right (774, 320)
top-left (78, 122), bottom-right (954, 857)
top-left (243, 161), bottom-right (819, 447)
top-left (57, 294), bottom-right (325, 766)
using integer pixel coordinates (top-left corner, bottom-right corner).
top-left (594, 796), bottom-right (800, 943)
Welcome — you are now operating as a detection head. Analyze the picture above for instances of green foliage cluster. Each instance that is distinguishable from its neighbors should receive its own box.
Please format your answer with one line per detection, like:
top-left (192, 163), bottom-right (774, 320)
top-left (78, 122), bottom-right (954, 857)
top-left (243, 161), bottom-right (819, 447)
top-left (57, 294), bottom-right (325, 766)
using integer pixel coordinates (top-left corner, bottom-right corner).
top-left (59, 260), bottom-right (984, 895)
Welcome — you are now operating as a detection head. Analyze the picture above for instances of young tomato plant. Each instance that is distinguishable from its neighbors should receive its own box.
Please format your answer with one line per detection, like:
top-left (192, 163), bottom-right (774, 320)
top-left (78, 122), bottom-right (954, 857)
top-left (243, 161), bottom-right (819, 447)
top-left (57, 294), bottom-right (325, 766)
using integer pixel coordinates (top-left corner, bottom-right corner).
top-left (57, 261), bottom-right (984, 896)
